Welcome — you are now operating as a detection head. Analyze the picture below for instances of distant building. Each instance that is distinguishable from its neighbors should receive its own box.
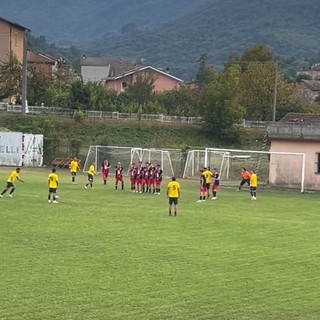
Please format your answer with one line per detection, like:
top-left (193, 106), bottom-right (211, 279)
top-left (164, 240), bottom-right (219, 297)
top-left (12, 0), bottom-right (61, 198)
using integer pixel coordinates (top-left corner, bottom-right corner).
top-left (27, 50), bottom-right (56, 74)
top-left (0, 16), bottom-right (30, 63)
top-left (299, 80), bottom-right (320, 103)
top-left (80, 56), bottom-right (138, 84)
top-left (297, 64), bottom-right (320, 80)
top-left (103, 65), bottom-right (183, 93)
top-left (80, 56), bottom-right (183, 93)
top-left (268, 113), bottom-right (320, 190)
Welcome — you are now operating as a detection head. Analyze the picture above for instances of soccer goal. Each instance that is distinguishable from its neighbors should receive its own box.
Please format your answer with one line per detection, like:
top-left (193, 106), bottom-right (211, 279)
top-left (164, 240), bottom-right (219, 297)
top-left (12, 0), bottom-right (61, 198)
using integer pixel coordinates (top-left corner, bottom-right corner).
top-left (204, 148), bottom-right (306, 192)
top-left (83, 146), bottom-right (175, 177)
top-left (183, 149), bottom-right (230, 179)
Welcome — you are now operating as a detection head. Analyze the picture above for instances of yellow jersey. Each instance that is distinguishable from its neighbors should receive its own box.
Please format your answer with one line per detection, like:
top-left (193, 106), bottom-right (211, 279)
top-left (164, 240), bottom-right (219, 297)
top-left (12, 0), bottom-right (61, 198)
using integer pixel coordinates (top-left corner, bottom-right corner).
top-left (48, 173), bottom-right (59, 188)
top-left (69, 160), bottom-right (79, 172)
top-left (167, 181), bottom-right (180, 198)
top-left (250, 173), bottom-right (257, 187)
top-left (88, 165), bottom-right (95, 175)
top-left (203, 170), bottom-right (212, 184)
top-left (7, 171), bottom-right (19, 183)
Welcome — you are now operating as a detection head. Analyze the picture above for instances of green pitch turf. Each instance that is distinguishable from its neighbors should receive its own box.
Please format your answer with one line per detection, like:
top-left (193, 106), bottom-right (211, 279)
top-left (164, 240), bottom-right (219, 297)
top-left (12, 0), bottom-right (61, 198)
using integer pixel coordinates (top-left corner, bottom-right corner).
top-left (0, 167), bottom-right (319, 320)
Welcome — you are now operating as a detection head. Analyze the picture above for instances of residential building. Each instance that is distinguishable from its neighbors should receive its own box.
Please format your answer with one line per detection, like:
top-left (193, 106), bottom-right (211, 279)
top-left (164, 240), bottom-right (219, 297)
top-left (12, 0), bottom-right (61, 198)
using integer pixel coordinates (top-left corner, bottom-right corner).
top-left (80, 56), bottom-right (137, 84)
top-left (299, 80), bottom-right (320, 103)
top-left (27, 51), bottom-right (56, 74)
top-left (267, 113), bottom-right (320, 190)
top-left (80, 57), bottom-right (183, 93)
top-left (0, 16), bottom-right (30, 63)
top-left (297, 64), bottom-right (320, 80)
top-left (103, 65), bottom-right (183, 93)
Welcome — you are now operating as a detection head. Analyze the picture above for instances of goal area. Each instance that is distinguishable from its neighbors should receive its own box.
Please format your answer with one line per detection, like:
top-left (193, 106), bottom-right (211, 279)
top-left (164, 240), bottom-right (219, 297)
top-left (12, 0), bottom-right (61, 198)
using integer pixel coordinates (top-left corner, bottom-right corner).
top-left (183, 148), bottom-right (306, 192)
top-left (83, 146), bottom-right (175, 178)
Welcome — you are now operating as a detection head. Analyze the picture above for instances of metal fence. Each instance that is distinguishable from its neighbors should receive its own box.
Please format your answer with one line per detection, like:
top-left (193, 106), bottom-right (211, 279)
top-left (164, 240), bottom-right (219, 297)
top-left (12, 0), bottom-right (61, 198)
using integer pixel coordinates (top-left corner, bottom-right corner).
top-left (0, 103), bottom-right (268, 127)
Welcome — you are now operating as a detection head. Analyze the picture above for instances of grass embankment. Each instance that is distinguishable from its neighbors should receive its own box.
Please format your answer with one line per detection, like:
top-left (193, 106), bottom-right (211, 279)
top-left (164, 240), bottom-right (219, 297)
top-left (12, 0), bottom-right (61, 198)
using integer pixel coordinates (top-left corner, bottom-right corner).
top-left (0, 114), bottom-right (265, 162)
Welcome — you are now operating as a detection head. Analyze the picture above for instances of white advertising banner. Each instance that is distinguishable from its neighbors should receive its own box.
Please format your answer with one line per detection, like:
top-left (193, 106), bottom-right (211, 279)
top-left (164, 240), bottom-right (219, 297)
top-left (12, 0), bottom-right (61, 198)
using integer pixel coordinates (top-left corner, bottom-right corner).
top-left (22, 134), bottom-right (44, 166)
top-left (0, 132), bottom-right (23, 166)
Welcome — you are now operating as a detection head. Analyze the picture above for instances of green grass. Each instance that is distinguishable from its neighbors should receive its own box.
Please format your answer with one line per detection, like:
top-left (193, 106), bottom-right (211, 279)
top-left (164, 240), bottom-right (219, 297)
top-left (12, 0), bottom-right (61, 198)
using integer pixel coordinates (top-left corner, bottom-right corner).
top-left (1, 167), bottom-right (319, 320)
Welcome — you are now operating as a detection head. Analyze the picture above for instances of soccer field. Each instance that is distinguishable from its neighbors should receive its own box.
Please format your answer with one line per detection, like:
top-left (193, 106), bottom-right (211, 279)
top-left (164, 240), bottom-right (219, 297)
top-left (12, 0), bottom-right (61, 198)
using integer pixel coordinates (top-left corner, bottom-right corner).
top-left (1, 167), bottom-right (319, 320)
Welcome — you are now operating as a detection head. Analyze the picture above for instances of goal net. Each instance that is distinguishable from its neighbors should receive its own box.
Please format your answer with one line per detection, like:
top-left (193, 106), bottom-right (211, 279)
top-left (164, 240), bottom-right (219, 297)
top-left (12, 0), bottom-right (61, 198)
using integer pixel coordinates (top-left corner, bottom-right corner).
top-left (83, 146), bottom-right (175, 177)
top-left (130, 148), bottom-right (174, 178)
top-left (204, 148), bottom-right (306, 192)
top-left (183, 150), bottom-right (230, 180)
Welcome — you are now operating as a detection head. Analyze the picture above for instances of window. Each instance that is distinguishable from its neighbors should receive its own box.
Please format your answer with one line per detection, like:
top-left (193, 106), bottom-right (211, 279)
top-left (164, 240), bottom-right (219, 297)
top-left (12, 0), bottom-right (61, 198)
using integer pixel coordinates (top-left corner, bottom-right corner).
top-left (121, 81), bottom-right (127, 92)
top-left (315, 153), bottom-right (320, 173)
top-left (14, 32), bottom-right (18, 47)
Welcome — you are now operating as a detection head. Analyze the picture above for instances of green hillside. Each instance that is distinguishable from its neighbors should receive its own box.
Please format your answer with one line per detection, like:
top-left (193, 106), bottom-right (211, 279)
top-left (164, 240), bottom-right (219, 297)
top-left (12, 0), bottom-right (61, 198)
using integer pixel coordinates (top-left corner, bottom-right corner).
top-left (84, 0), bottom-right (320, 78)
top-left (1, 0), bottom-right (208, 45)
top-left (3, 0), bottom-right (319, 78)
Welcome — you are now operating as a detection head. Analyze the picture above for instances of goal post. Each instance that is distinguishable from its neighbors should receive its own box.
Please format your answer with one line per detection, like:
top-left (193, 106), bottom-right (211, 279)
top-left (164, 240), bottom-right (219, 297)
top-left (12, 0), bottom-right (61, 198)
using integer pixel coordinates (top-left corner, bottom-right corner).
top-left (204, 148), bottom-right (306, 192)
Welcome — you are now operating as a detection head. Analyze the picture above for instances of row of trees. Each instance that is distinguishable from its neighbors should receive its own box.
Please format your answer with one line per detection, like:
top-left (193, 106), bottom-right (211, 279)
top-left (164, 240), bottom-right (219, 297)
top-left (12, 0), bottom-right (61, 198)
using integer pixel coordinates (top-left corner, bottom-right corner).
top-left (0, 45), bottom-right (315, 141)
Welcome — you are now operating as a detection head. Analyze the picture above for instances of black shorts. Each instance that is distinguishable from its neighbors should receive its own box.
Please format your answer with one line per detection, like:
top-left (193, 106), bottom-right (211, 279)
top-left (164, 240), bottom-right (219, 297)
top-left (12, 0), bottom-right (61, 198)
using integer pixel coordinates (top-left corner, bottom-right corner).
top-left (71, 172), bottom-right (77, 177)
top-left (49, 188), bottom-right (57, 193)
top-left (88, 174), bottom-right (93, 182)
top-left (6, 182), bottom-right (14, 188)
top-left (169, 197), bottom-right (178, 205)
top-left (241, 179), bottom-right (250, 186)
top-left (206, 183), bottom-right (210, 190)
top-left (250, 186), bottom-right (257, 191)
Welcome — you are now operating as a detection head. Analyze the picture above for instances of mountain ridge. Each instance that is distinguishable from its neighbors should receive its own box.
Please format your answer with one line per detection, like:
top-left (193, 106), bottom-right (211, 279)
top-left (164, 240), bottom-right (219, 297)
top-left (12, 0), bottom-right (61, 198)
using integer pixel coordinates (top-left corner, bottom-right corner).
top-left (2, 0), bottom-right (320, 78)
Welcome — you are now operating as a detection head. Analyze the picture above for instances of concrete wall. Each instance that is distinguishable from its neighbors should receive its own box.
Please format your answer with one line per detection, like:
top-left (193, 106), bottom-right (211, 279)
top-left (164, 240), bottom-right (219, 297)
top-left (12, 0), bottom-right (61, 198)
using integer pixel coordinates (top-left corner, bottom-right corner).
top-left (270, 140), bottom-right (320, 189)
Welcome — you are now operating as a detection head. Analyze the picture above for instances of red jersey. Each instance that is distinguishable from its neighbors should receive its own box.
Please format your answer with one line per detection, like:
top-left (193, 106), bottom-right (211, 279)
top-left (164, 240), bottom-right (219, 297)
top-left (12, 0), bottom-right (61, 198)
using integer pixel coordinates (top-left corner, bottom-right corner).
top-left (155, 168), bottom-right (163, 181)
top-left (115, 166), bottom-right (123, 178)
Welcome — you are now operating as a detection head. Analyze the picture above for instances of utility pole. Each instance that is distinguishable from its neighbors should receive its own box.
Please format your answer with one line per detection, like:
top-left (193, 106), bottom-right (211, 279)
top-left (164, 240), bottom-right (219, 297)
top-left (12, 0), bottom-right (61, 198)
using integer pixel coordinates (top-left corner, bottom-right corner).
top-left (272, 61), bottom-right (278, 122)
top-left (21, 30), bottom-right (28, 116)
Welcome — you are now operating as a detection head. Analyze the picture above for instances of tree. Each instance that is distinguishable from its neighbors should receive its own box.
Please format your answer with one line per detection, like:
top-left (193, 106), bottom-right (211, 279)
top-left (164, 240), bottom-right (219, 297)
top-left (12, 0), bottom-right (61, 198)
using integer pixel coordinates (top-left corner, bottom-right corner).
top-left (296, 73), bottom-right (312, 83)
top-left (238, 62), bottom-right (298, 121)
top-left (156, 85), bottom-right (200, 116)
top-left (238, 44), bottom-right (275, 62)
top-left (0, 53), bottom-right (22, 101)
top-left (200, 67), bottom-right (245, 142)
top-left (195, 53), bottom-right (215, 87)
top-left (27, 67), bottom-right (53, 105)
top-left (119, 71), bottom-right (157, 112)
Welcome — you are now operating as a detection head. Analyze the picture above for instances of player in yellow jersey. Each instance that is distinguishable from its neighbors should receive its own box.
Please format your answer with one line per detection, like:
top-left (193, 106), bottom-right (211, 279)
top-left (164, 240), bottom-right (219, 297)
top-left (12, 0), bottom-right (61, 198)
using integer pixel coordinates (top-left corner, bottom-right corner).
top-left (85, 162), bottom-right (96, 189)
top-left (48, 168), bottom-right (59, 203)
top-left (167, 177), bottom-right (180, 216)
top-left (249, 169), bottom-right (258, 200)
top-left (202, 167), bottom-right (213, 198)
top-left (69, 157), bottom-right (80, 184)
top-left (0, 168), bottom-right (24, 198)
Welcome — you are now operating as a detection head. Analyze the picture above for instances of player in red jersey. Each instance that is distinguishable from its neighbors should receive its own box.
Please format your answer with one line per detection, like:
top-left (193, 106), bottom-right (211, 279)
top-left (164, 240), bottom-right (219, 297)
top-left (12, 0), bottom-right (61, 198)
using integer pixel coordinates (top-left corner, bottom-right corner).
top-left (129, 163), bottom-right (137, 192)
top-left (143, 162), bottom-right (150, 193)
top-left (101, 158), bottom-right (111, 185)
top-left (148, 164), bottom-right (156, 194)
top-left (154, 164), bottom-right (163, 195)
top-left (115, 162), bottom-right (124, 190)
top-left (211, 168), bottom-right (220, 200)
top-left (197, 169), bottom-right (207, 202)
top-left (135, 161), bottom-right (144, 193)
